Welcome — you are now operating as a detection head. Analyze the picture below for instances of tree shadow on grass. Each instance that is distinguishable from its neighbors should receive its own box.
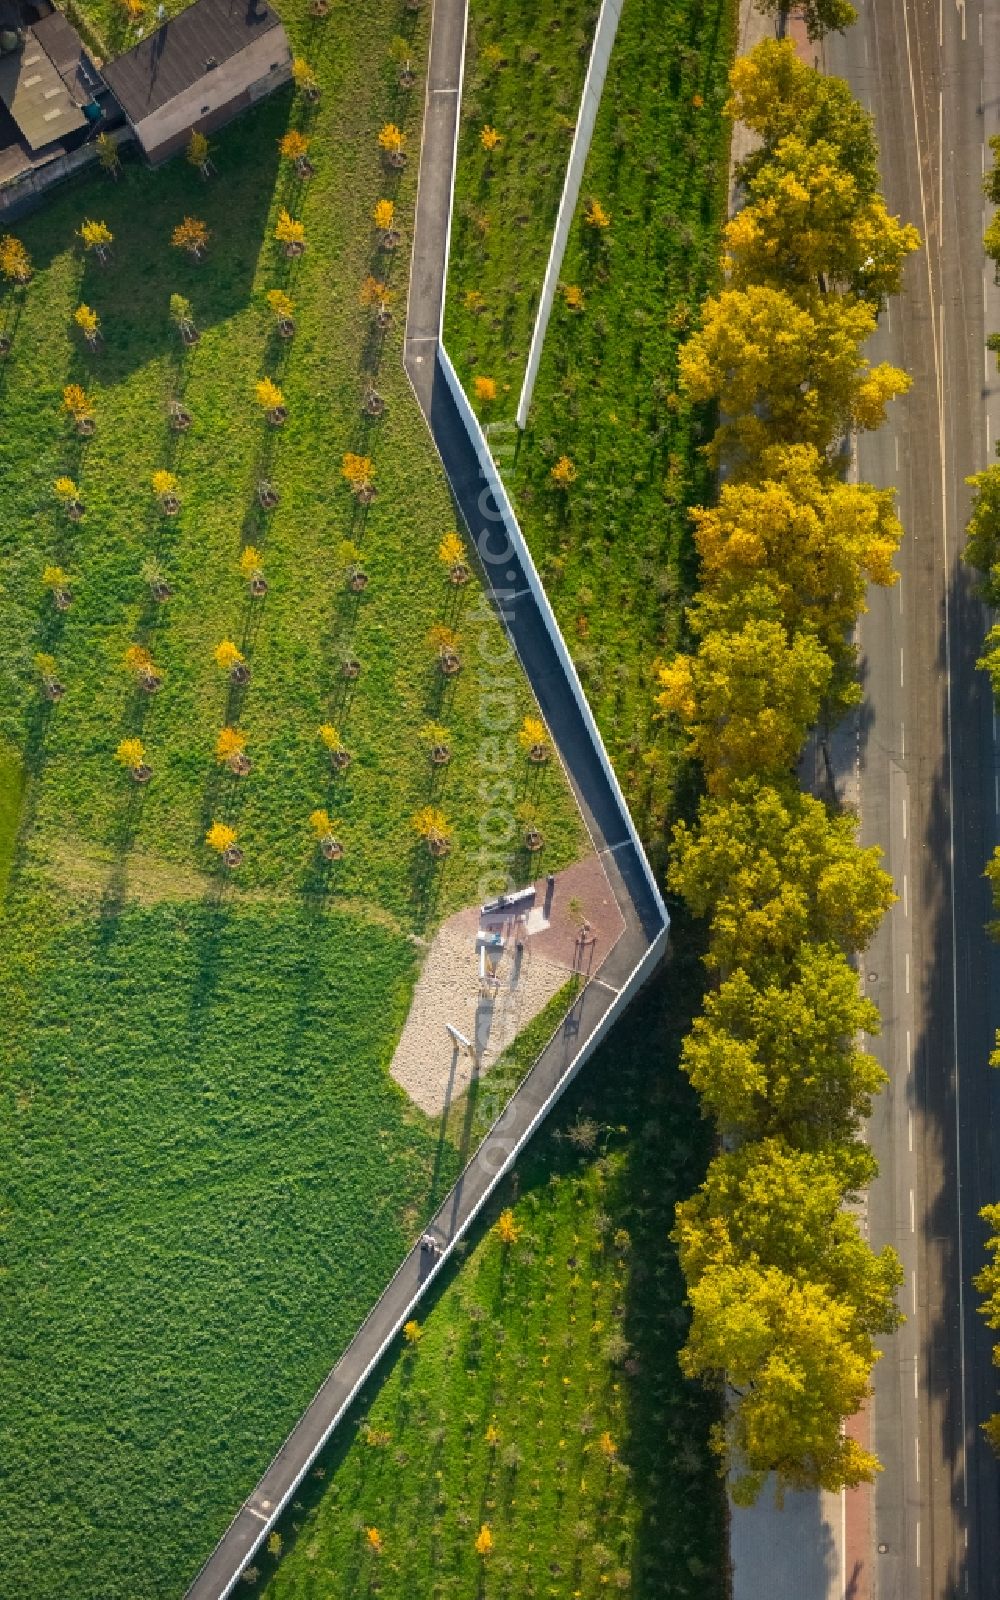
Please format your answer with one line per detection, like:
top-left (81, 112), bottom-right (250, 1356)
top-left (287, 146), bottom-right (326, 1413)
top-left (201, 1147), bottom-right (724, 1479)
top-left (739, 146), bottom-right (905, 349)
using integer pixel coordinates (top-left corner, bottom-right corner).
top-left (408, 839), bottom-right (446, 934)
top-left (183, 884), bottom-right (234, 1046)
top-left (16, 88), bottom-right (290, 382)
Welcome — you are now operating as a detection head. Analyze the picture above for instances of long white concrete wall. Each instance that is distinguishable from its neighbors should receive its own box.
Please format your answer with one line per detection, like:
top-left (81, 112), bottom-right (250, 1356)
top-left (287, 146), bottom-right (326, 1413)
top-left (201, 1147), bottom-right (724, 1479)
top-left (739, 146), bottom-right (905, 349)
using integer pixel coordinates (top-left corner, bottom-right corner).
top-left (438, 342), bottom-right (667, 925)
top-left (514, 0), bottom-right (624, 429)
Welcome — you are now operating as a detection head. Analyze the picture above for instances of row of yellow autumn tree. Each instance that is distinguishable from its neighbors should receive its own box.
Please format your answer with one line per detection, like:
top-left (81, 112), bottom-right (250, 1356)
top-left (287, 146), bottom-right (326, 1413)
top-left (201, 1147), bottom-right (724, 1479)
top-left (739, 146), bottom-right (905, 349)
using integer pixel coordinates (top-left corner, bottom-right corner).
top-left (657, 40), bottom-right (921, 1504)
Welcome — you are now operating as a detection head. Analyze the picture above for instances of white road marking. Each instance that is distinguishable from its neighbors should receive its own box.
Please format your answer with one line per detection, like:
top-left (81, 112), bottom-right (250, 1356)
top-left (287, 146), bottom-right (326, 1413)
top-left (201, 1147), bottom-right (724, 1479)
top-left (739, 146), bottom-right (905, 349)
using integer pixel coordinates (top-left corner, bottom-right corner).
top-left (909, 1111), bottom-right (914, 1152)
top-left (913, 1270), bottom-right (918, 1316)
top-left (914, 1362), bottom-right (919, 1398)
top-left (903, 797), bottom-right (908, 839)
top-left (901, 721), bottom-right (906, 759)
top-left (904, 873), bottom-right (909, 916)
top-left (934, 92), bottom-right (940, 232)
top-left (917, 1520), bottom-right (921, 1568)
top-left (895, 434), bottom-right (901, 471)
top-left (907, 1028), bottom-right (912, 1072)
top-left (900, 647), bottom-right (905, 687)
top-left (910, 1187), bottom-right (916, 1230)
top-left (905, 952), bottom-right (911, 994)
top-left (915, 1435), bottom-right (921, 1482)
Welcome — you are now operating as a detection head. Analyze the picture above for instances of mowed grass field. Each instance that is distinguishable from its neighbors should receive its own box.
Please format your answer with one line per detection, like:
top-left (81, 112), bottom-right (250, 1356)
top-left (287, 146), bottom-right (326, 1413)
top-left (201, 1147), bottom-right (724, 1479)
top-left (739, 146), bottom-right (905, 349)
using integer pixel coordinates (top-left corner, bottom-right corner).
top-left (448, 0), bottom-right (734, 852)
top-left (0, 0), bottom-right (587, 1594)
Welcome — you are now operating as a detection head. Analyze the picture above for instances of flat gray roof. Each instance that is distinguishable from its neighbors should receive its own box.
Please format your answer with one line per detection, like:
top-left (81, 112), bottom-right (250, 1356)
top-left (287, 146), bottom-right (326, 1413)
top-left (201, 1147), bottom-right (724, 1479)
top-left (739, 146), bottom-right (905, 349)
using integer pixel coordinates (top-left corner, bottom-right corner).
top-left (0, 26), bottom-right (85, 152)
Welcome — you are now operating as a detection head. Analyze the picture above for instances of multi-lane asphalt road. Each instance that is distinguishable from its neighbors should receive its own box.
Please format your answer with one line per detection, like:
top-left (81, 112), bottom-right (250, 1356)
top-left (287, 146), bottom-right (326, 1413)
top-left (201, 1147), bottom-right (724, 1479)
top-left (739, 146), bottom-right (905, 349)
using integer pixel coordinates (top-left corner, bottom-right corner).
top-left (826, 1), bottom-right (1000, 1594)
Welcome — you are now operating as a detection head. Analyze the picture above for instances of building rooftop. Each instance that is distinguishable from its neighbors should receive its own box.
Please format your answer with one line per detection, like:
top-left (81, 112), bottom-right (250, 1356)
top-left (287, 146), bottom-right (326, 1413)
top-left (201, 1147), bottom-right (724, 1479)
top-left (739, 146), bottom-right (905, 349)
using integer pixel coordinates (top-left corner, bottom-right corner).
top-left (0, 23), bottom-right (86, 151)
top-left (101, 0), bottom-right (282, 124)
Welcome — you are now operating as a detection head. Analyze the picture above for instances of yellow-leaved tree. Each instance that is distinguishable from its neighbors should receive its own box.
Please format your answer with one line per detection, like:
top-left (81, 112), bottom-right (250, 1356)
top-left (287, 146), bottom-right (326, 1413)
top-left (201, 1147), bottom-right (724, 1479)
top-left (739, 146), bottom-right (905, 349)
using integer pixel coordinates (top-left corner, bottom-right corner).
top-left (412, 806), bottom-right (452, 857)
top-left (0, 233), bottom-right (32, 283)
top-left (724, 134), bottom-right (920, 299)
top-left (679, 285), bottom-right (909, 464)
top-left (656, 617), bottom-right (833, 793)
top-left (275, 208), bottom-right (306, 254)
top-left (669, 779), bottom-right (895, 979)
top-left (675, 1138), bottom-right (900, 1504)
top-left (77, 219), bottom-right (114, 259)
top-left (438, 530), bottom-right (468, 583)
top-left (976, 1202), bottom-right (1000, 1453)
top-left (171, 216), bottom-right (209, 259)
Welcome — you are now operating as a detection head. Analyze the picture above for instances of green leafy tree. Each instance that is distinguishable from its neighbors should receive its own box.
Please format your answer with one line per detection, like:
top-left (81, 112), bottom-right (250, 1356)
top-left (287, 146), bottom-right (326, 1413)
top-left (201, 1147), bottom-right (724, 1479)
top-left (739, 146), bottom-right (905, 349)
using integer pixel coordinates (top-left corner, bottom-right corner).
top-left (96, 131), bottom-right (121, 178)
top-left (680, 943), bottom-right (885, 1148)
top-left (749, 0), bottom-right (857, 41)
top-left (727, 41), bottom-right (879, 197)
top-left (986, 214), bottom-right (1000, 283)
top-left (963, 463), bottom-right (1000, 604)
top-left (657, 617), bottom-right (833, 791)
top-left (984, 134), bottom-right (1000, 205)
top-left (669, 778), bottom-right (895, 978)
top-left (977, 624), bottom-right (1000, 702)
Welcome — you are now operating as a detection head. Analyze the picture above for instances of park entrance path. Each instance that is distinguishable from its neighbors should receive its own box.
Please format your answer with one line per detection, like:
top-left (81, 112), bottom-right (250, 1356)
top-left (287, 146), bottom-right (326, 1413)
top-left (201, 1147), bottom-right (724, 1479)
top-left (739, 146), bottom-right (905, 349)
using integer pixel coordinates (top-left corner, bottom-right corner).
top-left (184, 1), bottom-right (667, 1593)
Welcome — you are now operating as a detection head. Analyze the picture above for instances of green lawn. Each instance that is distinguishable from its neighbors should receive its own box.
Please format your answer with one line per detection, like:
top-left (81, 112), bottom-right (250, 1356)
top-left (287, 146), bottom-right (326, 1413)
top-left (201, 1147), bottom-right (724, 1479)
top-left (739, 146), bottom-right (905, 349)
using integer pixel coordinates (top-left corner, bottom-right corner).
top-left (0, 739), bottom-right (24, 905)
top-left (0, 0), bottom-right (588, 1594)
top-left (443, 0), bottom-right (595, 395)
top-left (253, 934), bottom-right (725, 1600)
top-left (0, 898), bottom-right (443, 1599)
top-left (448, 0), bottom-right (735, 853)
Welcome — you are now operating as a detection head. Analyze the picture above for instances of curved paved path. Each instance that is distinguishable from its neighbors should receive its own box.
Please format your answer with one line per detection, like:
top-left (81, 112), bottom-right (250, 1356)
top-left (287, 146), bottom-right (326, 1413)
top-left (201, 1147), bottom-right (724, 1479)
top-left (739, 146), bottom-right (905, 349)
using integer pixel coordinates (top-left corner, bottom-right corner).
top-left (183, 3), bottom-right (666, 1594)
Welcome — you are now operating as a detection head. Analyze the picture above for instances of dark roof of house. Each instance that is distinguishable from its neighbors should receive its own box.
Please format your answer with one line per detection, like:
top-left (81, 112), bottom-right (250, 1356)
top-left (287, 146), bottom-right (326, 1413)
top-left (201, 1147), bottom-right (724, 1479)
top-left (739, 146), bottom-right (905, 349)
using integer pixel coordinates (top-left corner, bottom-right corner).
top-left (0, 22), bottom-right (85, 149)
top-left (33, 8), bottom-right (103, 98)
top-left (101, 0), bottom-right (283, 123)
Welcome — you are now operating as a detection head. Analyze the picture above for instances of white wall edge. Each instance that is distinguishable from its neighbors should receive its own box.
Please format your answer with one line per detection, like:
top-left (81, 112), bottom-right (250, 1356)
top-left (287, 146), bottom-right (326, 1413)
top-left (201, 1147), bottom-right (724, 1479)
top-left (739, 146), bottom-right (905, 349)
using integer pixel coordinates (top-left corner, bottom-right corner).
top-left (515, 0), bottom-right (625, 429)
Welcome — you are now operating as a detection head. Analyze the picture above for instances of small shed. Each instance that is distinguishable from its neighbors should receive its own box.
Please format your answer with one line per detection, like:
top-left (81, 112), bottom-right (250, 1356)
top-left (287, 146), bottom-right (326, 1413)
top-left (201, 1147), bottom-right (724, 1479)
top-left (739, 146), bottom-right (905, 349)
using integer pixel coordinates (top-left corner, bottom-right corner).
top-left (101, 0), bottom-right (290, 165)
